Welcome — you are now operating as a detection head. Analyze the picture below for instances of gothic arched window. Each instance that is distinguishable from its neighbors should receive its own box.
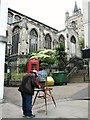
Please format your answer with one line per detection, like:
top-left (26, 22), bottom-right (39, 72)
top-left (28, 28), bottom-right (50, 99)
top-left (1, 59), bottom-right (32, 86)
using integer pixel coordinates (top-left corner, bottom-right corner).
top-left (45, 34), bottom-right (52, 49)
top-left (14, 15), bottom-right (21, 22)
top-left (70, 35), bottom-right (76, 56)
top-left (29, 28), bottom-right (38, 52)
top-left (70, 35), bottom-right (76, 44)
top-left (8, 12), bottom-right (13, 24)
top-left (71, 21), bottom-right (76, 29)
top-left (12, 26), bottom-right (20, 54)
top-left (59, 34), bottom-right (65, 47)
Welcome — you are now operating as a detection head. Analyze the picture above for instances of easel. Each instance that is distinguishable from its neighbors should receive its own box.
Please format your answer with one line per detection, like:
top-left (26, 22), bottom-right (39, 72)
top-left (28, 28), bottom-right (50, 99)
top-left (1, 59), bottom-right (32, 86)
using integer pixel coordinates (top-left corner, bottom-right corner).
top-left (32, 87), bottom-right (56, 115)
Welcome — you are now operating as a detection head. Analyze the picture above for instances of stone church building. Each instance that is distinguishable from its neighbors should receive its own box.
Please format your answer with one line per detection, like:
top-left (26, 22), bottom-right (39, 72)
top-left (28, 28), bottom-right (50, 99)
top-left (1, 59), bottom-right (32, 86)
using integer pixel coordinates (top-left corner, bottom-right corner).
top-left (6, 2), bottom-right (84, 72)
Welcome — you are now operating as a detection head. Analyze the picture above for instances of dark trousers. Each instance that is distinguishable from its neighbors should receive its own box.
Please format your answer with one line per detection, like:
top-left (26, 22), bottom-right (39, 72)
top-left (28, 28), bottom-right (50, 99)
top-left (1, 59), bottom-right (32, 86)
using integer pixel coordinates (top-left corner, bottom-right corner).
top-left (21, 92), bottom-right (32, 116)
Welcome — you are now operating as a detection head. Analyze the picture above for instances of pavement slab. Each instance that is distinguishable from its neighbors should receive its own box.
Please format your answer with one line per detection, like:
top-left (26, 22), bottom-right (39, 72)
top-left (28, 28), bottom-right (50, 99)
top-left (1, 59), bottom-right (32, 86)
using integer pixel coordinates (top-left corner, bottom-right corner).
top-left (1, 99), bottom-right (88, 118)
top-left (1, 83), bottom-right (89, 119)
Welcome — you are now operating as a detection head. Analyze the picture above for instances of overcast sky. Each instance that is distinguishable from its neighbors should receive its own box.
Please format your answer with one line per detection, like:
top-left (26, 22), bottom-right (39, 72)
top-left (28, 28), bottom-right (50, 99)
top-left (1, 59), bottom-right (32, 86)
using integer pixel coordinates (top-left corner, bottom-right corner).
top-left (7, 0), bottom-right (83, 30)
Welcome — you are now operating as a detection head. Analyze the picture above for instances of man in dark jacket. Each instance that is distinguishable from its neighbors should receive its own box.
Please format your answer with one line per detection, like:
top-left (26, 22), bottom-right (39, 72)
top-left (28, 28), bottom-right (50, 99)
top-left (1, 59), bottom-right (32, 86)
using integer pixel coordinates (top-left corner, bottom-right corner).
top-left (18, 71), bottom-right (40, 118)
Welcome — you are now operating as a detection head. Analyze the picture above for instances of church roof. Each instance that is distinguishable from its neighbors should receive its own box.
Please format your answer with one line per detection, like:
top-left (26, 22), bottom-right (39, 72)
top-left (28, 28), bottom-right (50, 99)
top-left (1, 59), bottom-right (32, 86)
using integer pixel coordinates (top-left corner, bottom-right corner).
top-left (8, 8), bottom-right (58, 32)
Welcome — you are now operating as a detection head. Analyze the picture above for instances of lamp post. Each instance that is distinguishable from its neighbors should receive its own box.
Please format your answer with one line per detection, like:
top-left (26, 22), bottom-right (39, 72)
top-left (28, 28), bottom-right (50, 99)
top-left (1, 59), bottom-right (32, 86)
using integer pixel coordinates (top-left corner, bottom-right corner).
top-left (7, 43), bottom-right (12, 86)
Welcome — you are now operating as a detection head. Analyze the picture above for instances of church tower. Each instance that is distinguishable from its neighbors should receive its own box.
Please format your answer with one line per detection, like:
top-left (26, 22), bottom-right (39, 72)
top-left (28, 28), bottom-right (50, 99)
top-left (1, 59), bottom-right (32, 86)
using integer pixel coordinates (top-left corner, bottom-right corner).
top-left (65, 1), bottom-right (84, 40)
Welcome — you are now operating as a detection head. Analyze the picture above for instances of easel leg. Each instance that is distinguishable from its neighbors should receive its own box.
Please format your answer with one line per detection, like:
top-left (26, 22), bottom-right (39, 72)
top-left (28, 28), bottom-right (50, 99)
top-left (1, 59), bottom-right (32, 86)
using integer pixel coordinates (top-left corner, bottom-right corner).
top-left (44, 91), bottom-right (47, 115)
top-left (49, 90), bottom-right (56, 107)
top-left (32, 91), bottom-right (39, 106)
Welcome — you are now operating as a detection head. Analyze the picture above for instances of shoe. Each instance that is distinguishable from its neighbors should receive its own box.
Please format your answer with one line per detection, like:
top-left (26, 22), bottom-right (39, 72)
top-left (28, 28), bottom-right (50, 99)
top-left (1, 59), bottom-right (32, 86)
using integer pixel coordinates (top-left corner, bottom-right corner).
top-left (31, 114), bottom-right (35, 118)
top-left (26, 114), bottom-right (35, 118)
top-left (23, 115), bottom-right (26, 117)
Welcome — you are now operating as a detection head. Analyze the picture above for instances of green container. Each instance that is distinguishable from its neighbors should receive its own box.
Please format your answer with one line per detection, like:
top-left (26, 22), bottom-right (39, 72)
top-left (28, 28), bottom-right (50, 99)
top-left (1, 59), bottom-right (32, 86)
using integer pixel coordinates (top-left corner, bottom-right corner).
top-left (52, 71), bottom-right (67, 85)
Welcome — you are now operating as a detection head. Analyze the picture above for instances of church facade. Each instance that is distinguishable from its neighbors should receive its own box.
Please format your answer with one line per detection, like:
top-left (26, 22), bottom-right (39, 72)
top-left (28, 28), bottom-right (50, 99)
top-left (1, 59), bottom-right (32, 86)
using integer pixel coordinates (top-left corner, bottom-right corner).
top-left (6, 2), bottom-right (84, 71)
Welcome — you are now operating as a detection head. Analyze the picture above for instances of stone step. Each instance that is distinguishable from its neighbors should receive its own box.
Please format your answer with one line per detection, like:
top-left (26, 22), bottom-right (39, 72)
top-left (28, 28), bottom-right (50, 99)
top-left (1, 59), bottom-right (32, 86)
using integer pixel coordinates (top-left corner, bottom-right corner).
top-left (68, 70), bottom-right (88, 83)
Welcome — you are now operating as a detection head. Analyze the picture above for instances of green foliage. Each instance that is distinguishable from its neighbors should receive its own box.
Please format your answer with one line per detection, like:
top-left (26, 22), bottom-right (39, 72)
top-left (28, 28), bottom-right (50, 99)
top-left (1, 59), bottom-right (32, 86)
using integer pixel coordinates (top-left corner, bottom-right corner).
top-left (11, 72), bottom-right (25, 80)
top-left (55, 43), bottom-right (67, 70)
top-left (19, 62), bottom-right (27, 73)
top-left (27, 46), bottom-right (67, 70)
top-left (4, 72), bottom-right (25, 81)
top-left (28, 50), bottom-right (43, 57)
top-left (28, 49), bottom-right (56, 69)
top-left (79, 37), bottom-right (85, 50)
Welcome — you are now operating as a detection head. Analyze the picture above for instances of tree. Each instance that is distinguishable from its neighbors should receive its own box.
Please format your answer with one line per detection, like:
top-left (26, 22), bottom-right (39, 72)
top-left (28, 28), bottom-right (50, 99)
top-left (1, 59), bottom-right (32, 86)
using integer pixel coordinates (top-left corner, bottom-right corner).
top-left (55, 43), bottom-right (67, 71)
top-left (79, 37), bottom-right (85, 50)
top-left (28, 49), bottom-right (56, 69)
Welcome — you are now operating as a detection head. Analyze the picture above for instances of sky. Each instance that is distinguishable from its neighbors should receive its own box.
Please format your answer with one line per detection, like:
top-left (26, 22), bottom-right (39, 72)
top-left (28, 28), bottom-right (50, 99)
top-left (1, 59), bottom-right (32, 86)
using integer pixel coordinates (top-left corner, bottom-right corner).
top-left (7, 0), bottom-right (83, 30)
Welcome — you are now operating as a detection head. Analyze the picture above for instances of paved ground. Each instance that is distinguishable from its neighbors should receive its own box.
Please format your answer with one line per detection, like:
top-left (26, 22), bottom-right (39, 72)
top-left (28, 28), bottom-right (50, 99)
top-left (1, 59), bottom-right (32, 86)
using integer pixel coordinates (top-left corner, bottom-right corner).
top-left (0, 83), bottom-right (90, 119)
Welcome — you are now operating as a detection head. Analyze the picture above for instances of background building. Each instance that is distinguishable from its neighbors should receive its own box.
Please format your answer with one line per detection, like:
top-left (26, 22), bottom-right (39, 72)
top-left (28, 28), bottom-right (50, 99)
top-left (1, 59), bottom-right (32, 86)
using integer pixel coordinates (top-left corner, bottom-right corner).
top-left (6, 2), bottom-right (84, 72)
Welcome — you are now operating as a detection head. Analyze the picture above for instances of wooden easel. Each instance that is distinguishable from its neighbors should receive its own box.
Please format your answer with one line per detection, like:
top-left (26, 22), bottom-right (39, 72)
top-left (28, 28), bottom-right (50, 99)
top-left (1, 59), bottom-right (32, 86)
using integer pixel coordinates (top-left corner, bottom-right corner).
top-left (32, 87), bottom-right (56, 115)
top-left (33, 73), bottom-right (56, 114)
